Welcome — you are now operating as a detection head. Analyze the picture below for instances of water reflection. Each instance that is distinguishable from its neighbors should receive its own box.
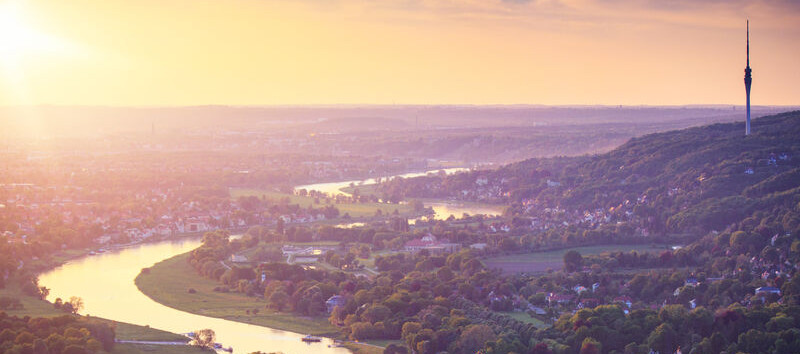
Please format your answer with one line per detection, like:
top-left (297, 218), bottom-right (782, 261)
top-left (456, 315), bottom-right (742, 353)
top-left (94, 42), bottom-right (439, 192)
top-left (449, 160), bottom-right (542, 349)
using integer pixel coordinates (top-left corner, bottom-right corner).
top-left (418, 202), bottom-right (504, 222)
top-left (39, 238), bottom-right (351, 354)
top-left (295, 167), bottom-right (467, 197)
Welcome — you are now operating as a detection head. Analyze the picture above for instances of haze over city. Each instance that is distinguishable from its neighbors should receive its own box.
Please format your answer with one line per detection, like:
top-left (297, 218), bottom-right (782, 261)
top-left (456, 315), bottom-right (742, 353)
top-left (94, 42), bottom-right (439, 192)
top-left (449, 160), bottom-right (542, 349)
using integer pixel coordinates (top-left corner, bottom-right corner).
top-left (2, 1), bottom-right (800, 354)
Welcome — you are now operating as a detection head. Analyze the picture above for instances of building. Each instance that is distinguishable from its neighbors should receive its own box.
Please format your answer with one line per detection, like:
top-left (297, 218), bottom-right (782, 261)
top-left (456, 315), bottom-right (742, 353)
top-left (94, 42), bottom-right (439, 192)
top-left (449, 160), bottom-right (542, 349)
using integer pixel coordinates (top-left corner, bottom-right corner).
top-left (404, 234), bottom-right (461, 255)
top-left (547, 293), bottom-right (574, 306)
top-left (755, 286), bottom-right (781, 296)
top-left (613, 296), bottom-right (633, 308)
top-left (326, 295), bottom-right (347, 313)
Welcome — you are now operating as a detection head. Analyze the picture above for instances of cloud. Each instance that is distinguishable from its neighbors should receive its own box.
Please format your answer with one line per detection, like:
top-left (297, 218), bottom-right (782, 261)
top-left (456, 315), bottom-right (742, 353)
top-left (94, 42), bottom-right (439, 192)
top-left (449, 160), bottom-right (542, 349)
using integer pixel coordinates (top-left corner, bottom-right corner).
top-left (269, 0), bottom-right (800, 32)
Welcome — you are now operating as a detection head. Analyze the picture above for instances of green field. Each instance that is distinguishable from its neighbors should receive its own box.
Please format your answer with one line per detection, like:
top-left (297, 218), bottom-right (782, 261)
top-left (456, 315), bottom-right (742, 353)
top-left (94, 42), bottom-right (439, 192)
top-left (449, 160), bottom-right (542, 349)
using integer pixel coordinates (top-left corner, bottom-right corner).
top-left (339, 184), bottom-right (379, 197)
top-left (111, 344), bottom-right (212, 354)
top-left (483, 244), bottom-right (671, 274)
top-left (496, 311), bottom-right (549, 329)
top-left (135, 252), bottom-right (339, 337)
top-left (343, 341), bottom-right (389, 354)
top-left (230, 188), bottom-right (413, 218)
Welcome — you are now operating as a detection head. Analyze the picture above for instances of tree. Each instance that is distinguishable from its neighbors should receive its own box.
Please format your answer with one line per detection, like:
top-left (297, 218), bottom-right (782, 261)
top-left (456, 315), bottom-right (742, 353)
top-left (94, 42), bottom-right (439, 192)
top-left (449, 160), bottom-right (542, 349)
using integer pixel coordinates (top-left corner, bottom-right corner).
top-left (436, 267), bottom-right (454, 282)
top-left (32, 338), bottom-right (49, 354)
top-left (269, 291), bottom-right (289, 311)
top-left (529, 342), bottom-right (553, 354)
top-left (563, 250), bottom-right (583, 272)
top-left (579, 337), bottom-right (601, 354)
top-left (276, 218), bottom-right (285, 235)
top-left (62, 345), bottom-right (87, 354)
top-left (362, 304), bottom-right (391, 324)
top-left (646, 323), bottom-right (677, 354)
top-left (452, 324), bottom-right (495, 354)
top-left (68, 297), bottom-right (84, 314)
top-left (402, 322), bottom-right (422, 348)
top-left (191, 329), bottom-right (216, 348)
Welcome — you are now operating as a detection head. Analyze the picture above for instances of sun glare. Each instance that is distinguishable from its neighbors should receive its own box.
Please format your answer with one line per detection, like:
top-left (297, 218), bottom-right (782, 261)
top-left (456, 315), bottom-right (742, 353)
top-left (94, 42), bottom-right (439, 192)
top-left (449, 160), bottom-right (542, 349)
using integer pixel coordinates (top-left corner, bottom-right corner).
top-left (0, 2), bottom-right (65, 60)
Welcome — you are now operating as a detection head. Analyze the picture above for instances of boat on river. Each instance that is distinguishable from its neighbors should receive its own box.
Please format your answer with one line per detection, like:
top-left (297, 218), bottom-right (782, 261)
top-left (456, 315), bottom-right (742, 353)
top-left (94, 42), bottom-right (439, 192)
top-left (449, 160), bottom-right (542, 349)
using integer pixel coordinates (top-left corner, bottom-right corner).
top-left (302, 335), bottom-right (322, 343)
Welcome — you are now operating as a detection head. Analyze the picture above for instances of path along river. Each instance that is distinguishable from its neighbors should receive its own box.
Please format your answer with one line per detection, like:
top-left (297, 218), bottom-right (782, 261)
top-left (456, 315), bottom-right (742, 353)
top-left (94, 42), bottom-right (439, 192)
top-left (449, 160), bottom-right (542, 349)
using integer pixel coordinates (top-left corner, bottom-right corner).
top-left (39, 238), bottom-right (351, 354)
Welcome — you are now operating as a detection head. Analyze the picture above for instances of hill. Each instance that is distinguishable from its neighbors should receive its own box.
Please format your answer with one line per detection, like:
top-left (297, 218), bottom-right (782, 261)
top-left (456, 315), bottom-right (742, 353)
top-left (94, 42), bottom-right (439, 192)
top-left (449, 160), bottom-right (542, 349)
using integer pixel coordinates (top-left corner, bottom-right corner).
top-left (376, 111), bottom-right (800, 240)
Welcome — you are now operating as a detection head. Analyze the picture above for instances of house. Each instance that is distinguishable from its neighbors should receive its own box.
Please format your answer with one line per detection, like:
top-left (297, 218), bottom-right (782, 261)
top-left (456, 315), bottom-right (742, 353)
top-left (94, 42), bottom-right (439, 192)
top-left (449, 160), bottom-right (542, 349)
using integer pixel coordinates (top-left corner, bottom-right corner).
top-left (546, 180), bottom-right (561, 187)
top-left (547, 293), bottom-right (574, 306)
top-left (613, 296), bottom-right (633, 308)
top-left (404, 234), bottom-right (461, 255)
top-left (185, 218), bottom-right (209, 232)
top-left (231, 254), bottom-right (248, 263)
top-left (685, 277), bottom-right (699, 287)
top-left (470, 243), bottom-right (487, 250)
top-left (755, 287), bottom-right (781, 296)
top-left (326, 295), bottom-right (347, 313)
top-left (578, 298), bottom-right (601, 309)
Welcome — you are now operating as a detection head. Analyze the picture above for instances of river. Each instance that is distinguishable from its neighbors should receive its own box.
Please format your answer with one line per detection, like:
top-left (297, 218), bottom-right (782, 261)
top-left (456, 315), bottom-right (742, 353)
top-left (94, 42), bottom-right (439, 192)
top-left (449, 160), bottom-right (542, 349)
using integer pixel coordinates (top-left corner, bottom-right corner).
top-left (295, 167), bottom-right (468, 197)
top-left (38, 238), bottom-right (351, 354)
top-left (36, 168), bottom-right (495, 354)
top-left (296, 167), bottom-right (504, 221)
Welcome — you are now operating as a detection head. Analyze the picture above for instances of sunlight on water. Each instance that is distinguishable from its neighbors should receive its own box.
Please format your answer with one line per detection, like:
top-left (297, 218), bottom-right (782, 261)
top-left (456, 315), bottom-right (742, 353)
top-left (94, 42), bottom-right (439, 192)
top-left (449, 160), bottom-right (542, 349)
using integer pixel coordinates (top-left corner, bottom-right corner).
top-left (39, 239), bottom-right (351, 354)
top-left (424, 202), bottom-right (503, 221)
top-left (296, 167), bottom-right (468, 197)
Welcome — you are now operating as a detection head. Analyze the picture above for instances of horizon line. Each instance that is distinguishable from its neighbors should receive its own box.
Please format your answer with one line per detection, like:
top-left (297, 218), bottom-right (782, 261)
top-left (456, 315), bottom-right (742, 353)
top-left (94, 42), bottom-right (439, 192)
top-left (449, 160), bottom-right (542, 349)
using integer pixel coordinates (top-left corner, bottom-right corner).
top-left (1, 103), bottom-right (798, 109)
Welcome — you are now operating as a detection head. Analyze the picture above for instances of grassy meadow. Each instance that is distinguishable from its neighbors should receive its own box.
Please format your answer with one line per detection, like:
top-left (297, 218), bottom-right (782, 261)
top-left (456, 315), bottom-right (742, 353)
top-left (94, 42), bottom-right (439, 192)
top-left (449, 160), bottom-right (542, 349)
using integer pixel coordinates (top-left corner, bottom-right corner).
top-left (135, 252), bottom-right (339, 336)
top-left (483, 244), bottom-right (671, 274)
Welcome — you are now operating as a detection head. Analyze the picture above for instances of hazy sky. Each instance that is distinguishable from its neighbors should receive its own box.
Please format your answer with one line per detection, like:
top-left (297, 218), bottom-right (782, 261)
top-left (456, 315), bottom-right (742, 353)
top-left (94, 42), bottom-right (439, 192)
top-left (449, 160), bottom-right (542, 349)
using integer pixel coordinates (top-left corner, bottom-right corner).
top-left (0, 0), bottom-right (798, 106)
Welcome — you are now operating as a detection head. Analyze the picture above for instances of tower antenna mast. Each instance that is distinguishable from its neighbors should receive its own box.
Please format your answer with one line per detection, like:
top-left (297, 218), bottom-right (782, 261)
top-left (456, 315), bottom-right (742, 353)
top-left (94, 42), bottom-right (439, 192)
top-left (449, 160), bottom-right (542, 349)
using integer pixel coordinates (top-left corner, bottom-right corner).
top-left (744, 20), bottom-right (752, 135)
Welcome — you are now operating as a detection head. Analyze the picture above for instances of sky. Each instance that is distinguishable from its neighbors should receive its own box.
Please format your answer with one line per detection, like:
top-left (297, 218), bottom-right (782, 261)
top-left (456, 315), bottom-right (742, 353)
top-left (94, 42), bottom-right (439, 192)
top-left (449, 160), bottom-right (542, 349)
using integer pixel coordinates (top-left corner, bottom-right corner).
top-left (0, 0), bottom-right (798, 106)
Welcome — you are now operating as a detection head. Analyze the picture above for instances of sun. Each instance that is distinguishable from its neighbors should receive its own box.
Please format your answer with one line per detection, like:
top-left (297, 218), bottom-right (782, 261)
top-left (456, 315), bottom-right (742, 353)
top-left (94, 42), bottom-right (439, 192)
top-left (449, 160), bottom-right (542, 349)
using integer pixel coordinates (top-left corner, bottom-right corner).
top-left (0, 2), bottom-right (65, 60)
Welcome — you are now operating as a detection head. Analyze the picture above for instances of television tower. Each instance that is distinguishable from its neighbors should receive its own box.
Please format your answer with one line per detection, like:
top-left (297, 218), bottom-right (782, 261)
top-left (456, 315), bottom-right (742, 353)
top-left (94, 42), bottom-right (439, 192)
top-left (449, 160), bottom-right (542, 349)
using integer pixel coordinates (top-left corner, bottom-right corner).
top-left (744, 20), bottom-right (752, 135)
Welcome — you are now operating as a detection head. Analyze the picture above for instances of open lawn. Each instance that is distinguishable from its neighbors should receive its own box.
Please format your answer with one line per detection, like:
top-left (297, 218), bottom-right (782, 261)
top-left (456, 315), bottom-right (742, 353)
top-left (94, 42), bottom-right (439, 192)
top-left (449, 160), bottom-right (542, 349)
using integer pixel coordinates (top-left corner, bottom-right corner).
top-left (114, 323), bottom-right (190, 342)
top-left (496, 311), bottom-right (549, 329)
top-left (343, 341), bottom-right (389, 354)
top-left (0, 280), bottom-right (68, 318)
top-left (483, 244), bottom-right (671, 274)
top-left (112, 344), bottom-right (212, 354)
top-left (135, 252), bottom-right (340, 337)
top-left (230, 188), bottom-right (413, 218)
top-left (340, 184), bottom-right (379, 197)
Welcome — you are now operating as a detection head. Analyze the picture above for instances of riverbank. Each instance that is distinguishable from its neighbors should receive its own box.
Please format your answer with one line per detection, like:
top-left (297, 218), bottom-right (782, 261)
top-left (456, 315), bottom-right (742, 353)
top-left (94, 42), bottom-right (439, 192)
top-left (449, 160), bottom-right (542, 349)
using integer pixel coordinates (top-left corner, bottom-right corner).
top-left (136, 252), bottom-right (339, 336)
top-left (136, 251), bottom-right (391, 353)
top-left (0, 278), bottom-right (210, 354)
